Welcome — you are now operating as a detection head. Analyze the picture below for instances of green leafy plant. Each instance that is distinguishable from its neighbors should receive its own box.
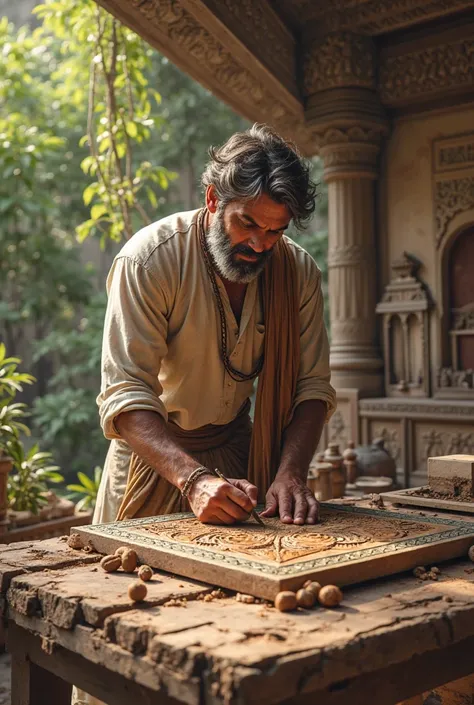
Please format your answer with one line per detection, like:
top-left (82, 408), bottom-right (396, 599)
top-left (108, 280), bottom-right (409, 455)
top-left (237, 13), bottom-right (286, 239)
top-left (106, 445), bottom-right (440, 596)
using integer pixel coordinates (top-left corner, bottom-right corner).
top-left (7, 442), bottom-right (64, 514)
top-left (67, 466), bottom-right (102, 512)
top-left (32, 293), bottom-right (108, 477)
top-left (0, 343), bottom-right (34, 456)
top-left (35, 0), bottom-right (175, 244)
top-left (0, 343), bottom-right (64, 514)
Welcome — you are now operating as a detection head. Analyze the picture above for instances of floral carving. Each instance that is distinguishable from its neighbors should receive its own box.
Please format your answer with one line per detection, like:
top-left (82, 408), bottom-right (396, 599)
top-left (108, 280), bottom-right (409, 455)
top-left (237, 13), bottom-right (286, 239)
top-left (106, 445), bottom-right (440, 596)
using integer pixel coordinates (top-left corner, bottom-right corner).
top-left (215, 0), bottom-right (295, 85)
top-left (380, 38), bottom-right (474, 105)
top-left (139, 512), bottom-right (434, 564)
top-left (434, 176), bottom-right (474, 247)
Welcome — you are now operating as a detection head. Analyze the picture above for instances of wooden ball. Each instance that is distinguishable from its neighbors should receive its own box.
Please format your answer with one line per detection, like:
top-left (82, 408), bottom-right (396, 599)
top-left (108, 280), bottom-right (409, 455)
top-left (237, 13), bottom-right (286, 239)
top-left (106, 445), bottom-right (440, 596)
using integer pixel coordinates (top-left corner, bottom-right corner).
top-left (303, 581), bottom-right (321, 598)
top-left (121, 549), bottom-right (138, 573)
top-left (468, 545), bottom-right (474, 563)
top-left (274, 591), bottom-right (297, 612)
top-left (138, 565), bottom-right (153, 582)
top-left (128, 580), bottom-right (147, 602)
top-left (296, 589), bottom-right (316, 608)
top-left (100, 555), bottom-right (122, 573)
top-left (318, 585), bottom-right (343, 608)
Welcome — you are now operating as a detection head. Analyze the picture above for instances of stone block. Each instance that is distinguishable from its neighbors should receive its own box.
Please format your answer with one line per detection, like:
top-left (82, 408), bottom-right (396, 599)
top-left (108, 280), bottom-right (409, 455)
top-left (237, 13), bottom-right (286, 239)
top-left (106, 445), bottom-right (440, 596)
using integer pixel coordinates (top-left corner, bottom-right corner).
top-left (428, 455), bottom-right (474, 498)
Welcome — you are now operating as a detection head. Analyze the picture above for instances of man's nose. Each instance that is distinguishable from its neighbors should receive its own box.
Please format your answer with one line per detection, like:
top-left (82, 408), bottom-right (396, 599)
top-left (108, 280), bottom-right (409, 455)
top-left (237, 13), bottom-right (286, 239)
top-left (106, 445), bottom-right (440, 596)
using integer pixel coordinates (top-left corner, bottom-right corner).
top-left (248, 233), bottom-right (269, 253)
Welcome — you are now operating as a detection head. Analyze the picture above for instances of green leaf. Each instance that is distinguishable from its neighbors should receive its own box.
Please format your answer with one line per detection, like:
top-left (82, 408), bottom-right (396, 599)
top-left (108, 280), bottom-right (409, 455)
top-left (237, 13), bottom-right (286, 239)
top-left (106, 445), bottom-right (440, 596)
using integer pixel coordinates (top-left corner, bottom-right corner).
top-left (91, 203), bottom-right (108, 220)
top-left (83, 184), bottom-right (96, 206)
top-left (77, 471), bottom-right (95, 490)
top-left (125, 121), bottom-right (138, 138)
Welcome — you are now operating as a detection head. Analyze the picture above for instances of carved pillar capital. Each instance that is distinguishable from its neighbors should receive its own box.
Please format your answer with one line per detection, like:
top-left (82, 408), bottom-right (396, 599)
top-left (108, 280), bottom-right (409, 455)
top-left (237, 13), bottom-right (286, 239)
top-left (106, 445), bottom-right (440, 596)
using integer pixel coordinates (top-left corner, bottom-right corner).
top-left (308, 87), bottom-right (389, 180)
top-left (303, 32), bottom-right (376, 96)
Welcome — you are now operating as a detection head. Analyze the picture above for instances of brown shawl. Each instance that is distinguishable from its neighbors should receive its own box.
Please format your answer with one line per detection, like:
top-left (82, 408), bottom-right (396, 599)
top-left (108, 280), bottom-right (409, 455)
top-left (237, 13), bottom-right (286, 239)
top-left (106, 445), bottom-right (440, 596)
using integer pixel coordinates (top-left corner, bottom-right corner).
top-left (116, 228), bottom-right (300, 520)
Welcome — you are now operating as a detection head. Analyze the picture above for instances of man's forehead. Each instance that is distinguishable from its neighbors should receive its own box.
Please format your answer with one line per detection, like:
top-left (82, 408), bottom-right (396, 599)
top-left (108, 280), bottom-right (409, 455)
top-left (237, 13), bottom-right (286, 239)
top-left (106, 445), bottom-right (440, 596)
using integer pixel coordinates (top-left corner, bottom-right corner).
top-left (233, 197), bottom-right (291, 228)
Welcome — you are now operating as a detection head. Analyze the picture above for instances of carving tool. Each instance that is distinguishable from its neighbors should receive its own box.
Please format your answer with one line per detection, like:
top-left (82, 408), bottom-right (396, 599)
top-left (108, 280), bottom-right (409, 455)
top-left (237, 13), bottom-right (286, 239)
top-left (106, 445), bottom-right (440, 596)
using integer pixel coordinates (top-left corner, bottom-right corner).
top-left (214, 468), bottom-right (265, 526)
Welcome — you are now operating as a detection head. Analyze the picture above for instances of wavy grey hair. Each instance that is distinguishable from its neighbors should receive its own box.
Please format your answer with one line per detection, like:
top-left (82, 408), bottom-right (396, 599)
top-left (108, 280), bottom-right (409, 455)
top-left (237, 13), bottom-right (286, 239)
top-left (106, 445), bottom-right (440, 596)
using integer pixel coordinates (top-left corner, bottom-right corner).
top-left (201, 123), bottom-right (317, 229)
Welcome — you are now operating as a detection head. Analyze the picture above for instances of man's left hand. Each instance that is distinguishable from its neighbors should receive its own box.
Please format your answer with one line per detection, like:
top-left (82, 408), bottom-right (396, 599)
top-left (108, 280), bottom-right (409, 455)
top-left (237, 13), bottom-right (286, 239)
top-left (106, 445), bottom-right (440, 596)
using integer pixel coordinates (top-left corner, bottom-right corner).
top-left (260, 469), bottom-right (319, 525)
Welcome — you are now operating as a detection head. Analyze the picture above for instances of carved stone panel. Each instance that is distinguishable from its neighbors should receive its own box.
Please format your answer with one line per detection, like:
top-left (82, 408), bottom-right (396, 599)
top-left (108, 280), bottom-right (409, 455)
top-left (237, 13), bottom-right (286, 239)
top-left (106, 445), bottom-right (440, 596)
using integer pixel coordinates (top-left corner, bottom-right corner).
top-left (414, 423), bottom-right (474, 484)
top-left (433, 133), bottom-right (474, 248)
top-left (379, 33), bottom-right (474, 107)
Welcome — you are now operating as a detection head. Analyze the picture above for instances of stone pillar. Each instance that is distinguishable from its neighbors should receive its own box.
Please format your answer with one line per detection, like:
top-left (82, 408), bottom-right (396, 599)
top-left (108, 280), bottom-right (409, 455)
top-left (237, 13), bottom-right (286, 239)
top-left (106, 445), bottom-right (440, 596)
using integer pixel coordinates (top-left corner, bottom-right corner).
top-left (304, 33), bottom-right (389, 396)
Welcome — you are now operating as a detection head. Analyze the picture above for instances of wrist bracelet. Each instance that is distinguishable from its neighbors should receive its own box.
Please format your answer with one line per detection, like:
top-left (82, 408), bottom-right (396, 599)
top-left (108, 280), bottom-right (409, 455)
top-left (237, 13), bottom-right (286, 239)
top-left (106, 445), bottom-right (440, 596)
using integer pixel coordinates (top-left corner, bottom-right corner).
top-left (181, 466), bottom-right (215, 498)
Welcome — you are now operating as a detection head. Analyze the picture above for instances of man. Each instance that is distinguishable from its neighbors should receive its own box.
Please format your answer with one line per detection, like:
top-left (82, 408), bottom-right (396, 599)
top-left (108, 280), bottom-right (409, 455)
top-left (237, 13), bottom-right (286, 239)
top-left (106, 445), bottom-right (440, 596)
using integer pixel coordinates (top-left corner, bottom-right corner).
top-left (94, 123), bottom-right (336, 528)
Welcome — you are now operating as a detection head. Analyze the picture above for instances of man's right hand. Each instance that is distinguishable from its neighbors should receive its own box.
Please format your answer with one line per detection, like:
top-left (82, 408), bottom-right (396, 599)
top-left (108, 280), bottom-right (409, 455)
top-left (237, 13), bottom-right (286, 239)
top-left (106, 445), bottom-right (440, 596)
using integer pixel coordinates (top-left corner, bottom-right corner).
top-left (188, 475), bottom-right (257, 524)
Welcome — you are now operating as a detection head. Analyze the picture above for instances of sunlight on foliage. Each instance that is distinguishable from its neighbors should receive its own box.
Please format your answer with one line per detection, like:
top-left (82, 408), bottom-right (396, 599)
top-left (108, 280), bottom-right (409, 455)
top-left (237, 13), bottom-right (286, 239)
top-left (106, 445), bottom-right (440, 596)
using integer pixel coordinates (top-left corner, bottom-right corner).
top-left (36, 0), bottom-right (175, 243)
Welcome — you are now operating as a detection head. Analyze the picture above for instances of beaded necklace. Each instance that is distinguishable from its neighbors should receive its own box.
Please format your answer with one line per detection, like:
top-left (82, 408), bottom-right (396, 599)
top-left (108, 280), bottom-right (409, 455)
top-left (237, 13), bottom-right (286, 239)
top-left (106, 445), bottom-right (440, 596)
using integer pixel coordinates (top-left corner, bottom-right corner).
top-left (198, 208), bottom-right (264, 382)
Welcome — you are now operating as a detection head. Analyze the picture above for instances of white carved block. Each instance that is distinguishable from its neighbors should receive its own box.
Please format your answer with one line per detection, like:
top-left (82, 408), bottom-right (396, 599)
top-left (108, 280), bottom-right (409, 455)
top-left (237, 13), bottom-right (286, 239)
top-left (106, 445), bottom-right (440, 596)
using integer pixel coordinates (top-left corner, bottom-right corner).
top-left (428, 455), bottom-right (474, 497)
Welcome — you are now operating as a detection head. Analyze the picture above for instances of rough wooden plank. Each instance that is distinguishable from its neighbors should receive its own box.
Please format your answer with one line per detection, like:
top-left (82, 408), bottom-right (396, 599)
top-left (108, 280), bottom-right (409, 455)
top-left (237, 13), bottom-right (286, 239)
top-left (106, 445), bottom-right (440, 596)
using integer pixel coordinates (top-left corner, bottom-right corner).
top-left (0, 537), bottom-right (101, 594)
top-left (8, 622), bottom-right (182, 705)
top-left (77, 506), bottom-right (474, 600)
top-left (9, 614), bottom-right (201, 705)
top-left (8, 564), bottom-right (211, 628)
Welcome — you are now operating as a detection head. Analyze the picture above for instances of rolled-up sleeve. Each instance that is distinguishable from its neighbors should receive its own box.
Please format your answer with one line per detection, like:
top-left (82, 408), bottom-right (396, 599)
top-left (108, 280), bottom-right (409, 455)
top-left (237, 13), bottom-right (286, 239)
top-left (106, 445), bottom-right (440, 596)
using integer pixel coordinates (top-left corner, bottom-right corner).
top-left (97, 256), bottom-right (169, 440)
top-left (293, 257), bottom-right (336, 422)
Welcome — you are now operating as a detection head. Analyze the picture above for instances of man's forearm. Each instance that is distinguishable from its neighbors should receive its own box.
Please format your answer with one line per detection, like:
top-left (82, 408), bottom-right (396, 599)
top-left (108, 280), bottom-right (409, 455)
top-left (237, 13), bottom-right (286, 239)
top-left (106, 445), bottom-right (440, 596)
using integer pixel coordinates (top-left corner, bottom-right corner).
top-left (278, 399), bottom-right (327, 479)
top-left (115, 410), bottom-right (200, 491)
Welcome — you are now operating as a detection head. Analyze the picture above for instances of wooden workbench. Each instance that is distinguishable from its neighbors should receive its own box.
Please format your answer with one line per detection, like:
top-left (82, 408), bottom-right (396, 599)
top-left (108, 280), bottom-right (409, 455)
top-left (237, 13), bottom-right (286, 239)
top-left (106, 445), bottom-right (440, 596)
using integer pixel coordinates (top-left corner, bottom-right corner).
top-left (2, 502), bottom-right (474, 705)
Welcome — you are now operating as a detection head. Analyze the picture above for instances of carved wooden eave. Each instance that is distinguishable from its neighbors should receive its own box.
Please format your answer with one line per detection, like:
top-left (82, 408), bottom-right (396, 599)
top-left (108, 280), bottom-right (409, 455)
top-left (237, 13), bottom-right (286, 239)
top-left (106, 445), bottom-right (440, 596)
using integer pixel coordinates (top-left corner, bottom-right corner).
top-left (95, 0), bottom-right (474, 153)
top-left (94, 0), bottom-right (315, 153)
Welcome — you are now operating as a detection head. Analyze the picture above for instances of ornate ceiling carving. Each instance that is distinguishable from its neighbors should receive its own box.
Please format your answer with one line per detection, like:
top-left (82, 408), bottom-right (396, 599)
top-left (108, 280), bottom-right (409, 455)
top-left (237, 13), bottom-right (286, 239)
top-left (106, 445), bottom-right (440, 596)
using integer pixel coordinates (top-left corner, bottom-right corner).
top-left (187, 0), bottom-right (296, 95)
top-left (95, 0), bottom-right (474, 155)
top-left (273, 0), bottom-right (474, 35)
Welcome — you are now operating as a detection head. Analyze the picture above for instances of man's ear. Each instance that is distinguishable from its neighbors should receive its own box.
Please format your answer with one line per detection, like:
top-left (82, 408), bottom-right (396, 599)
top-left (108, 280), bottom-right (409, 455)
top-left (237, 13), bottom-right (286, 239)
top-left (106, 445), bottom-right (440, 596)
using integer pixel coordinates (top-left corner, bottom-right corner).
top-left (206, 184), bottom-right (218, 214)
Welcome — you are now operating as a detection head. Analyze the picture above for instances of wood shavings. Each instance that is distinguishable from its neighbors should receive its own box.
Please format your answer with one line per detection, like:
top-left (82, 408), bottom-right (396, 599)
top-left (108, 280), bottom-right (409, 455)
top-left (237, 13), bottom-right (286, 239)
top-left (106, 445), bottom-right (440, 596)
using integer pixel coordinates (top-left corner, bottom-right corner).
top-left (236, 593), bottom-right (255, 604)
top-left (163, 598), bottom-right (188, 608)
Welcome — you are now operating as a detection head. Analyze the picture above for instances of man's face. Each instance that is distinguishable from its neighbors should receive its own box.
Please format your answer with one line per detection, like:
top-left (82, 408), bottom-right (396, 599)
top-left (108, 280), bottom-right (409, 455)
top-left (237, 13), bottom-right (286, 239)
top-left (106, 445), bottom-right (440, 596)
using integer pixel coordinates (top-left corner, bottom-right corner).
top-left (206, 191), bottom-right (291, 284)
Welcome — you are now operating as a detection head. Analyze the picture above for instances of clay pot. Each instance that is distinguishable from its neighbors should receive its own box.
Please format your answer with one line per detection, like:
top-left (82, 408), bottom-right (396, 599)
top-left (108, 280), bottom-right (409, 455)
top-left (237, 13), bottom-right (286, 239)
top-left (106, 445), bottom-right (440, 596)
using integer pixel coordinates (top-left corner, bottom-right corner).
top-left (355, 476), bottom-right (394, 494)
top-left (353, 438), bottom-right (396, 479)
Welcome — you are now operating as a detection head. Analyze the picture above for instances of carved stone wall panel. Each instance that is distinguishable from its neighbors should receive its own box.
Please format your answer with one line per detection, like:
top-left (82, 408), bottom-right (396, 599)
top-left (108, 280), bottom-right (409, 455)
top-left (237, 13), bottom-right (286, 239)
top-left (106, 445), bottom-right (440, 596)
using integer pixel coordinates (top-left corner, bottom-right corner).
top-left (318, 389), bottom-right (360, 453)
top-left (379, 36), bottom-right (474, 107)
top-left (434, 176), bottom-right (474, 247)
top-left (414, 422), bottom-right (474, 481)
top-left (359, 398), bottom-right (474, 487)
top-left (369, 422), bottom-right (402, 467)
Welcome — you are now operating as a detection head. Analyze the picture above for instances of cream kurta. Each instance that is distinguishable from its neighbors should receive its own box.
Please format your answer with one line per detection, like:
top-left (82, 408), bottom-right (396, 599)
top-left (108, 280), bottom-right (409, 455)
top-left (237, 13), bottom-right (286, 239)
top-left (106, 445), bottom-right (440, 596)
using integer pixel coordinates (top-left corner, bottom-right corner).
top-left (94, 208), bottom-right (336, 524)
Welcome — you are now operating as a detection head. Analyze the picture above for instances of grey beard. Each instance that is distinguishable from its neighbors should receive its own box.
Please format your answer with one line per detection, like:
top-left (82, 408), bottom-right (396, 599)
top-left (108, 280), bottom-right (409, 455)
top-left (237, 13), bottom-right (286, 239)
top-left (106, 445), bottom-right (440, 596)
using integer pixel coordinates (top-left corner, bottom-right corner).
top-left (206, 210), bottom-right (271, 284)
